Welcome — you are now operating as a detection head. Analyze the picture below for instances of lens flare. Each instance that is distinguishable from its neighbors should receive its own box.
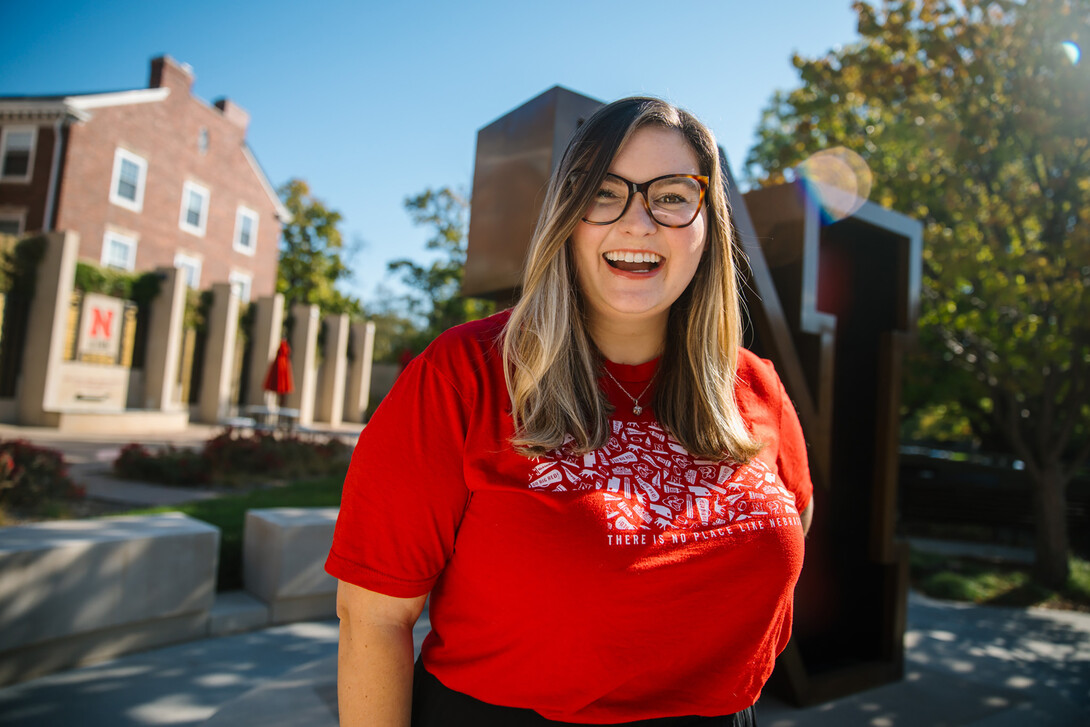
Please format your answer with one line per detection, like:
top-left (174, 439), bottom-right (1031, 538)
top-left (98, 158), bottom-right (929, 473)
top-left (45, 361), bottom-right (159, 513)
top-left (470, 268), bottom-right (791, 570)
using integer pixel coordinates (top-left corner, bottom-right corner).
top-left (1061, 41), bottom-right (1081, 65)
top-left (795, 147), bottom-right (873, 223)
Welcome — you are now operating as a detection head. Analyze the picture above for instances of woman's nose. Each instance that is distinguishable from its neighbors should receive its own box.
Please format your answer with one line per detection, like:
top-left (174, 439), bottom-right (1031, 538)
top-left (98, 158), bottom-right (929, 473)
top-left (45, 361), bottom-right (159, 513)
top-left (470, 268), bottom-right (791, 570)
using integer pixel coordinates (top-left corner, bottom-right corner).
top-left (618, 192), bottom-right (657, 234)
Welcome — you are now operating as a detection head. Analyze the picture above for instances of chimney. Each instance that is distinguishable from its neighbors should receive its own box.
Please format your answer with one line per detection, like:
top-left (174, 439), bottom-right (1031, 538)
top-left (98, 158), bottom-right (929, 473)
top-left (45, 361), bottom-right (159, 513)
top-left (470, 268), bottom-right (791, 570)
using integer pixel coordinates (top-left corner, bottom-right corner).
top-left (214, 98), bottom-right (250, 133)
top-left (149, 55), bottom-right (195, 92)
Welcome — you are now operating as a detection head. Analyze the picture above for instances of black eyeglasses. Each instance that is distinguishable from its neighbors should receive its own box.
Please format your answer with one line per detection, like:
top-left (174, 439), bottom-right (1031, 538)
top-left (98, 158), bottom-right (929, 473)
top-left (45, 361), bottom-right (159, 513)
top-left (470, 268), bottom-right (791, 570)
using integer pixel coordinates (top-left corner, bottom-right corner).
top-left (581, 173), bottom-right (709, 228)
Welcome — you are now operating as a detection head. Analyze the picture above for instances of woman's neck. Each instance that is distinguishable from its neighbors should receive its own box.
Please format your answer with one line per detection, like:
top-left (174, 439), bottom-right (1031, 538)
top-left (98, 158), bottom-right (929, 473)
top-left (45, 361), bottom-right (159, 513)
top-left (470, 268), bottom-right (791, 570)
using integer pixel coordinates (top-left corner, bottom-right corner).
top-left (587, 314), bottom-right (667, 365)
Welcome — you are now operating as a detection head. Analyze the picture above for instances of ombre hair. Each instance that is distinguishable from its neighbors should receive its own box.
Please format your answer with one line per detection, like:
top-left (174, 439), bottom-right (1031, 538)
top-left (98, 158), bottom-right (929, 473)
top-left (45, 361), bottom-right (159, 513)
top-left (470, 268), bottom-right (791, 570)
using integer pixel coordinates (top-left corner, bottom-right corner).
top-left (502, 97), bottom-right (761, 463)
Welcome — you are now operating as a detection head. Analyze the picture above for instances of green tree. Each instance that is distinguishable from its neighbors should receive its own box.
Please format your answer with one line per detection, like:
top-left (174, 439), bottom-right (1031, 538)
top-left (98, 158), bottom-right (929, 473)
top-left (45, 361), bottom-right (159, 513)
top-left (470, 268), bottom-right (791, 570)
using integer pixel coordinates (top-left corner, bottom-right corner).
top-left (746, 0), bottom-right (1090, 587)
top-left (277, 179), bottom-right (362, 316)
top-left (388, 187), bottom-right (495, 351)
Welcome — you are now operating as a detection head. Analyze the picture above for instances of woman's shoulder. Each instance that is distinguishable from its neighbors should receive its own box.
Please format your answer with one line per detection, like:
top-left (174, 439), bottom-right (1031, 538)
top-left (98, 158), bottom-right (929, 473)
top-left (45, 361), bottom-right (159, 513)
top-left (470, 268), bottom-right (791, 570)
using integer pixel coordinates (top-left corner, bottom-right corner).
top-left (735, 347), bottom-right (782, 394)
top-left (417, 309), bottom-right (511, 373)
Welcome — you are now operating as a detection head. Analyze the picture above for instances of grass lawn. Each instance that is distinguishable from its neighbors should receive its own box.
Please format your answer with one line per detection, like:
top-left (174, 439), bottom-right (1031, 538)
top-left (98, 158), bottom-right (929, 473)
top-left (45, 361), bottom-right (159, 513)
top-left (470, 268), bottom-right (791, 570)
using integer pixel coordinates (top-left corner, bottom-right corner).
top-left (910, 549), bottom-right (1090, 612)
top-left (119, 476), bottom-right (343, 591)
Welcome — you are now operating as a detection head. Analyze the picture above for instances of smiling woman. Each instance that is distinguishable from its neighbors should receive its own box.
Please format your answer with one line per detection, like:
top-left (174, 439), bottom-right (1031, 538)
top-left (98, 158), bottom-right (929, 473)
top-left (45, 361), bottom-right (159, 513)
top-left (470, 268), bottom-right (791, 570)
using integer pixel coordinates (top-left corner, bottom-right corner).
top-left (327, 97), bottom-right (814, 727)
top-left (569, 126), bottom-right (709, 366)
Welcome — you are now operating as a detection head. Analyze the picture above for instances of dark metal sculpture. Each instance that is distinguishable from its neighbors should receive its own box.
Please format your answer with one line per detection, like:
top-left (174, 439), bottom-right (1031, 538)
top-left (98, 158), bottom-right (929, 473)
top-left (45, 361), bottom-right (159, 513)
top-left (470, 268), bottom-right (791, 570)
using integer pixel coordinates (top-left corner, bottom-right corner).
top-left (464, 86), bottom-right (603, 303)
top-left (464, 88), bottom-right (923, 705)
top-left (739, 179), bottom-right (922, 704)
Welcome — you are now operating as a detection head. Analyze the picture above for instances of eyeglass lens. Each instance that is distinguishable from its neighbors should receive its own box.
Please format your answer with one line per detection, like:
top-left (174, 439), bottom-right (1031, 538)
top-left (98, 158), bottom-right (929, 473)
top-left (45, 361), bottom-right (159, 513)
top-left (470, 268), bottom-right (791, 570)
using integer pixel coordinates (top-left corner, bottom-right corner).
top-left (584, 174), bottom-right (704, 227)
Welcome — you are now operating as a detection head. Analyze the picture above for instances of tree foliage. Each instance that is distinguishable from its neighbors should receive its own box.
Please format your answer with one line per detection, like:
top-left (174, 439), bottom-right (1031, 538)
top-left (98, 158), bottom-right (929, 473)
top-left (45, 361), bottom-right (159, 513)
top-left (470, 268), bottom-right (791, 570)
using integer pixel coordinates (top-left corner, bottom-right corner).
top-left (387, 187), bottom-right (495, 352)
top-left (746, 0), bottom-right (1090, 586)
top-left (277, 179), bottom-right (362, 316)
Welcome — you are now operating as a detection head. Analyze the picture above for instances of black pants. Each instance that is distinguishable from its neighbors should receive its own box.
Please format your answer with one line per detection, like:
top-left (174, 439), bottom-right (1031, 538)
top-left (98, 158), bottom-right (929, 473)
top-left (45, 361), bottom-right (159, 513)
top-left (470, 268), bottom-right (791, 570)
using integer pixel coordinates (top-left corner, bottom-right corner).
top-left (411, 658), bottom-right (758, 727)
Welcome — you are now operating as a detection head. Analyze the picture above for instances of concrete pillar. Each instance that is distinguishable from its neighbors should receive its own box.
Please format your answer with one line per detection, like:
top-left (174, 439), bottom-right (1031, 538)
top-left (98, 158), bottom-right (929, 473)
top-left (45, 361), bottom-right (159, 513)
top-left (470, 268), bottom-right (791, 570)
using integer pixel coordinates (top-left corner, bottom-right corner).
top-left (17, 231), bottom-right (77, 426)
top-left (143, 267), bottom-right (187, 410)
top-left (285, 303), bottom-right (319, 426)
top-left (314, 313), bottom-right (349, 425)
top-left (246, 294), bottom-right (284, 407)
top-left (343, 320), bottom-right (375, 423)
top-left (197, 283), bottom-right (240, 424)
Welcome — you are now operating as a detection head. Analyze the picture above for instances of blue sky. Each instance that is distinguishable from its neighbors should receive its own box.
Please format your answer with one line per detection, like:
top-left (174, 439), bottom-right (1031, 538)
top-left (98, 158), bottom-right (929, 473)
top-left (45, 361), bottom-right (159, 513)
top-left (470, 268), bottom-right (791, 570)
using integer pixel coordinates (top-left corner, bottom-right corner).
top-left (0, 0), bottom-right (860, 306)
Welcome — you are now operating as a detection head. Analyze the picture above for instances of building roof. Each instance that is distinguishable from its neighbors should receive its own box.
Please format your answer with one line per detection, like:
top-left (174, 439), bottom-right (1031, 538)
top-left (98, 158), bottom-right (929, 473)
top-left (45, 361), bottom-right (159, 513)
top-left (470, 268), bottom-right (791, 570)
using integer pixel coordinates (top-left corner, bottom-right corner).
top-left (0, 85), bottom-right (290, 223)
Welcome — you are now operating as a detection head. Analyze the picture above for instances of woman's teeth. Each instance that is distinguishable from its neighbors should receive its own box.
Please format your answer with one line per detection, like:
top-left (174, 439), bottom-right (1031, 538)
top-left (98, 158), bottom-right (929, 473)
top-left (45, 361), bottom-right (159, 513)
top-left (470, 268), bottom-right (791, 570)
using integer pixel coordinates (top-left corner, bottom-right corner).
top-left (604, 251), bottom-right (662, 264)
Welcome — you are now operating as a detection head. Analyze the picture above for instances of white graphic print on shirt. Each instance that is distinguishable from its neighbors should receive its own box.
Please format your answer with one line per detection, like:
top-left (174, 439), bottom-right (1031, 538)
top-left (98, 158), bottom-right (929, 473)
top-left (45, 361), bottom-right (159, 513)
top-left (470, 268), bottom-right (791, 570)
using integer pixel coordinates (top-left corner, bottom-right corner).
top-left (529, 420), bottom-right (801, 544)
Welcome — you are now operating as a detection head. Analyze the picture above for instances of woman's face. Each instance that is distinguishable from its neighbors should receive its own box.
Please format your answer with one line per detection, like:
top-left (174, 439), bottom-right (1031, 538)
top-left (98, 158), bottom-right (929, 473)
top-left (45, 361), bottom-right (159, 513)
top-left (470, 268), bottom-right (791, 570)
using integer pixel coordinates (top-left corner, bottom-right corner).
top-left (570, 126), bottom-right (707, 338)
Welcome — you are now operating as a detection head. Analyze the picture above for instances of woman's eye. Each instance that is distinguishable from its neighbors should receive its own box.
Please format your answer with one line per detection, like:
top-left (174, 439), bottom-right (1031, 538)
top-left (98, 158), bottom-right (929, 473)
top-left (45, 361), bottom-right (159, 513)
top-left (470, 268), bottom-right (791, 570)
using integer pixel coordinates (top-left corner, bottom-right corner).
top-left (656, 193), bottom-right (686, 205)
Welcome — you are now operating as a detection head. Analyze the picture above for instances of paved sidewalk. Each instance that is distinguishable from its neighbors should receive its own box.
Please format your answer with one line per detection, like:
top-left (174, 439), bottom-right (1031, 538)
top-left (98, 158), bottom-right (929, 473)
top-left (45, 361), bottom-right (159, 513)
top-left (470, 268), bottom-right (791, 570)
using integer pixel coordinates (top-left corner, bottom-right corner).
top-left (0, 592), bottom-right (1086, 726)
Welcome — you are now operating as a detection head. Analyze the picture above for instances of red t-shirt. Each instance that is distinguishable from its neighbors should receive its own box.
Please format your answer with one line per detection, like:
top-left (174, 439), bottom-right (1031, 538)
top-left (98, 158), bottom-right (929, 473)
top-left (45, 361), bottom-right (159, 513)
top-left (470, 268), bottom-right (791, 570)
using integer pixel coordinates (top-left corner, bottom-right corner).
top-left (326, 310), bottom-right (812, 723)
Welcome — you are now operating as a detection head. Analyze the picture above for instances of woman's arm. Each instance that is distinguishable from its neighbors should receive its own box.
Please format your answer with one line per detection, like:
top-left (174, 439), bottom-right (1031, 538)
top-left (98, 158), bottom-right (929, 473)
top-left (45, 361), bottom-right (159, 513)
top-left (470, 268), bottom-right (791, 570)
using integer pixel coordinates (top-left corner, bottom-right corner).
top-left (336, 580), bottom-right (428, 727)
top-left (800, 498), bottom-right (814, 536)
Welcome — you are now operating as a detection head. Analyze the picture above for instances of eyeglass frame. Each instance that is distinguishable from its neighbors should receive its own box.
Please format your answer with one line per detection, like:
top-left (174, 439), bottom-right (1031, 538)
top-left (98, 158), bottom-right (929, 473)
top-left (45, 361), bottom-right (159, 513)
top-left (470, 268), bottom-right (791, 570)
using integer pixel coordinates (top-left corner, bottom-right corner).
top-left (579, 172), bottom-right (710, 229)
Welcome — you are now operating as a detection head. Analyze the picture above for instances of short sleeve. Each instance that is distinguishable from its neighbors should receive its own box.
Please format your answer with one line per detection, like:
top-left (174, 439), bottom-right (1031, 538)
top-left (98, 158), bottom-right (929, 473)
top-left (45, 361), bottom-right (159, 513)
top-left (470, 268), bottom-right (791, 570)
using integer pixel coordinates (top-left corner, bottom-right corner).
top-left (775, 377), bottom-right (813, 515)
top-left (325, 353), bottom-right (471, 598)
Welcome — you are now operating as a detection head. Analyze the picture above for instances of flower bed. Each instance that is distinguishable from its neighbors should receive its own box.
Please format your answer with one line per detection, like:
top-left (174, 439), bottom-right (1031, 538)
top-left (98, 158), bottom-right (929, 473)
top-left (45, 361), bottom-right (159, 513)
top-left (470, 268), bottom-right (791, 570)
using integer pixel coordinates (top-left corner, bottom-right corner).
top-left (114, 429), bottom-right (351, 487)
top-left (0, 440), bottom-right (84, 523)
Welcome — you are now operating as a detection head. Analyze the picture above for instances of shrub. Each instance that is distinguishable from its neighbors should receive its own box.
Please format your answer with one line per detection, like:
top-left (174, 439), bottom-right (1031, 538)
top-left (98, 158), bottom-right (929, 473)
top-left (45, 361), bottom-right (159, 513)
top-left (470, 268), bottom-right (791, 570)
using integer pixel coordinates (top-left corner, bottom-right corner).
top-left (0, 439), bottom-right (83, 515)
top-left (114, 443), bottom-right (212, 485)
top-left (113, 430), bottom-right (351, 487)
top-left (202, 429), bottom-right (351, 483)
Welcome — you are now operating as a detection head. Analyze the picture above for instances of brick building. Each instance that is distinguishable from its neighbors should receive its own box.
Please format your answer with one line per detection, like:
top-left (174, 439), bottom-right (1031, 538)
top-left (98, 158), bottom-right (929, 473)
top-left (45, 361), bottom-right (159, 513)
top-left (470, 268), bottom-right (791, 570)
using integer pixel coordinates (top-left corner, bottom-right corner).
top-left (0, 55), bottom-right (287, 301)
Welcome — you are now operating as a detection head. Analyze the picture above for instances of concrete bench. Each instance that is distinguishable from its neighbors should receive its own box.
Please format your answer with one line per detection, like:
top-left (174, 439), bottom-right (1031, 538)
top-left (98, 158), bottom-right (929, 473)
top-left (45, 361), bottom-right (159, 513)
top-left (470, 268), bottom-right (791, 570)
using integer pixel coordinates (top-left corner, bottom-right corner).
top-left (243, 508), bottom-right (339, 624)
top-left (0, 513), bottom-right (220, 686)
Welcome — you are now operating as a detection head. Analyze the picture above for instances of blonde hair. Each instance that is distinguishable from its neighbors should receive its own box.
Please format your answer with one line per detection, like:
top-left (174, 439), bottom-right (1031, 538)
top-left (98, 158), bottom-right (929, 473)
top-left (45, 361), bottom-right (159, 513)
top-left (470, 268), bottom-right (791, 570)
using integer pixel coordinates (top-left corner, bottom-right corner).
top-left (502, 97), bottom-right (761, 463)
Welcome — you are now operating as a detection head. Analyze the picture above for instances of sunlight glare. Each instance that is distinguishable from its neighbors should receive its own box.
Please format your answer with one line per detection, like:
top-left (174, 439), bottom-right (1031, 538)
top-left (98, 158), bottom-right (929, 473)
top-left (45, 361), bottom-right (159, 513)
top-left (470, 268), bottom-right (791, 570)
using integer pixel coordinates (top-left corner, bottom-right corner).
top-left (1061, 41), bottom-right (1081, 65)
top-left (795, 147), bottom-right (873, 222)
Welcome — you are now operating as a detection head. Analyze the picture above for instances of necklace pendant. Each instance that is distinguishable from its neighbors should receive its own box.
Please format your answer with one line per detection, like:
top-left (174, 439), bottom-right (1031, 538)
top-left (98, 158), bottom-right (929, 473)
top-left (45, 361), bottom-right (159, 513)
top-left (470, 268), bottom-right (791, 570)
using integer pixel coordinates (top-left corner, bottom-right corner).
top-left (632, 404), bottom-right (642, 416)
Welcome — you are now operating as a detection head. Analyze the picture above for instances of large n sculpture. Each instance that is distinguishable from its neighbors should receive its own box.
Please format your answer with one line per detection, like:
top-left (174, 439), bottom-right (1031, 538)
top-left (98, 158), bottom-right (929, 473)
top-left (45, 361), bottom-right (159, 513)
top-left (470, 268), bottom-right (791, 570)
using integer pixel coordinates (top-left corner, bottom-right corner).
top-left (464, 87), bottom-right (923, 705)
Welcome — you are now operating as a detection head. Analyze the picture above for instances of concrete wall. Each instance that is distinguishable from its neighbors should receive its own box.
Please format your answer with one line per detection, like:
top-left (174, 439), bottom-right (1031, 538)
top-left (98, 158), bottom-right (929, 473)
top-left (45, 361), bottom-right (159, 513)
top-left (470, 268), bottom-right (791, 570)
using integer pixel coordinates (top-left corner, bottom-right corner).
top-left (5, 234), bottom-right (373, 430)
top-left (285, 303), bottom-right (320, 426)
top-left (314, 313), bottom-right (348, 426)
top-left (0, 513), bottom-right (220, 686)
top-left (196, 282), bottom-right (240, 423)
top-left (17, 231), bottom-right (76, 426)
top-left (243, 508), bottom-right (338, 624)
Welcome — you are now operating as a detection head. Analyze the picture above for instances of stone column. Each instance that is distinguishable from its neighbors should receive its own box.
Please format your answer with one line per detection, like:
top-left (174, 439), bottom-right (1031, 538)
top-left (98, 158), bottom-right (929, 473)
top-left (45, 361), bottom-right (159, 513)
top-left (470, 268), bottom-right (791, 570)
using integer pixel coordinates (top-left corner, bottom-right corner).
top-left (197, 283), bottom-right (240, 423)
top-left (143, 267), bottom-right (187, 410)
top-left (246, 294), bottom-right (285, 407)
top-left (314, 313), bottom-right (349, 426)
top-left (343, 320), bottom-right (375, 423)
top-left (17, 231), bottom-right (77, 426)
top-left (285, 303), bottom-right (320, 426)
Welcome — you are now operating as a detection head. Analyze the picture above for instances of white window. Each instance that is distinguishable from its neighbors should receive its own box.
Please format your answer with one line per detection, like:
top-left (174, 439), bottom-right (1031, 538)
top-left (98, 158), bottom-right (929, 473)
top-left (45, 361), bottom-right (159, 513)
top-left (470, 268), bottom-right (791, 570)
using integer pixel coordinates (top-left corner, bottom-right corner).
top-left (0, 210), bottom-right (25, 237)
top-left (101, 230), bottom-right (137, 271)
top-left (179, 181), bottom-right (210, 236)
top-left (1, 126), bottom-right (37, 183)
top-left (233, 206), bottom-right (259, 255)
top-left (174, 252), bottom-right (202, 289)
top-left (109, 148), bottom-right (147, 212)
top-left (228, 271), bottom-right (252, 303)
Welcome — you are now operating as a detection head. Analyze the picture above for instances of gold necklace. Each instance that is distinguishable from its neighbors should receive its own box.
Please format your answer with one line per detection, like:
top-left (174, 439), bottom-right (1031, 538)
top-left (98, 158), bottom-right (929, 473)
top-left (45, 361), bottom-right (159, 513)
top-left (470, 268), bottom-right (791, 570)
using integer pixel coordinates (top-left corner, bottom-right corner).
top-left (601, 366), bottom-right (654, 416)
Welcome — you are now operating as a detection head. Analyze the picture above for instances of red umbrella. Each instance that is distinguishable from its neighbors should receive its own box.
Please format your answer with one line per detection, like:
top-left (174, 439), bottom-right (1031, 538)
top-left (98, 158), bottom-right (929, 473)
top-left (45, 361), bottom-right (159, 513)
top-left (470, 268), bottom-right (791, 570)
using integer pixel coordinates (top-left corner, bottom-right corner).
top-left (263, 340), bottom-right (294, 403)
